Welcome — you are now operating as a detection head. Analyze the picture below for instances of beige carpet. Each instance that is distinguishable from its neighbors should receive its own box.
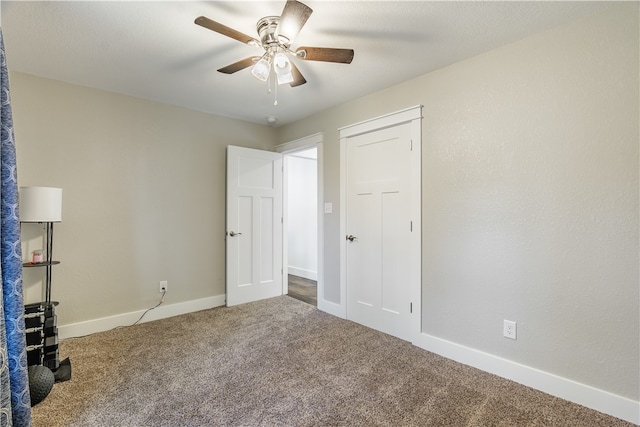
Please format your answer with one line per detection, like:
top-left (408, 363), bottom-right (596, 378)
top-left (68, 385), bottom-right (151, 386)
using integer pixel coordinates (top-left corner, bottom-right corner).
top-left (32, 296), bottom-right (634, 426)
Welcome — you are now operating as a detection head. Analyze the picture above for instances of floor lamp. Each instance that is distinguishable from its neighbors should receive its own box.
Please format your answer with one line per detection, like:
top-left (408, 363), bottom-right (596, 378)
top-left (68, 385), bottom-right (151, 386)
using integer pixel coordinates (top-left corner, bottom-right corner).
top-left (20, 186), bottom-right (70, 382)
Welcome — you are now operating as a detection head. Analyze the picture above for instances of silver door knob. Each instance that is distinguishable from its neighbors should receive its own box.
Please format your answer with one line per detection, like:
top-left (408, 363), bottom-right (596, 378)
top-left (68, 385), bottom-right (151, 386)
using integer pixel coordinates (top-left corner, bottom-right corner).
top-left (346, 235), bottom-right (357, 242)
top-left (228, 231), bottom-right (242, 237)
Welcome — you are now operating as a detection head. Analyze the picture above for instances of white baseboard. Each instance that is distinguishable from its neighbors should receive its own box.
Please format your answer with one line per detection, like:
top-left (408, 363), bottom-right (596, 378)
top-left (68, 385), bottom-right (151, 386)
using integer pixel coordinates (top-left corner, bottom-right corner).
top-left (58, 294), bottom-right (226, 340)
top-left (414, 333), bottom-right (640, 425)
top-left (288, 267), bottom-right (318, 281)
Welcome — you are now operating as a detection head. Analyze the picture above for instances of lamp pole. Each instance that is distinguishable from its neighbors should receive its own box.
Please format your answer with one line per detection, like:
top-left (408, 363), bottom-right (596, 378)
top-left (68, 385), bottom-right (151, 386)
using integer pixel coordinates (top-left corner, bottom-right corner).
top-left (44, 221), bottom-right (54, 304)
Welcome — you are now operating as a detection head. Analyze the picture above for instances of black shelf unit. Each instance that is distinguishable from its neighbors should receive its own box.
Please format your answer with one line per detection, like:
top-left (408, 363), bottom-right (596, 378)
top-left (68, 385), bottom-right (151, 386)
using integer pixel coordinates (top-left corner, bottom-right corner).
top-left (23, 259), bottom-right (61, 370)
top-left (24, 300), bottom-right (59, 370)
top-left (23, 261), bottom-right (60, 268)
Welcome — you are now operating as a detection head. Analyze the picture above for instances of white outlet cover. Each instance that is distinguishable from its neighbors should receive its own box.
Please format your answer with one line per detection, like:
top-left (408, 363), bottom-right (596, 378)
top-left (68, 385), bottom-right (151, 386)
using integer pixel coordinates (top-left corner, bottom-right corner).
top-left (324, 203), bottom-right (333, 214)
top-left (504, 320), bottom-right (517, 340)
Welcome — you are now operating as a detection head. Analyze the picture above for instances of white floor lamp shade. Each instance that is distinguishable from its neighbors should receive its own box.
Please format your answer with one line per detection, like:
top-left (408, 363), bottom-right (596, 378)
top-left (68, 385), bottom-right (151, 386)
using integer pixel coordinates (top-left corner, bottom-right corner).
top-left (19, 187), bottom-right (62, 223)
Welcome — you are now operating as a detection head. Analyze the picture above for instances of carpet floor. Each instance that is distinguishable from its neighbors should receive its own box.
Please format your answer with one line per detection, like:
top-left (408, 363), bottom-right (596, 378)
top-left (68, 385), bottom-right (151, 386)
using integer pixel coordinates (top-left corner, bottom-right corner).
top-left (32, 296), bottom-right (634, 426)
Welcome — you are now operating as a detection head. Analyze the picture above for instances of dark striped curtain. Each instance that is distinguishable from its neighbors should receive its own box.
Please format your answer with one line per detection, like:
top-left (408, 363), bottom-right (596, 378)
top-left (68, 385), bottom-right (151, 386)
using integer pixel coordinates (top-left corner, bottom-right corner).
top-left (0, 29), bottom-right (32, 426)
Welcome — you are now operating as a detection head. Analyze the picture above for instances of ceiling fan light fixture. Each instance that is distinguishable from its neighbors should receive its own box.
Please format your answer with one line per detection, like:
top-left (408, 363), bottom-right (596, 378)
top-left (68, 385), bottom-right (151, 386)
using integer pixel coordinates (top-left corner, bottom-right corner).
top-left (276, 71), bottom-right (293, 85)
top-left (251, 56), bottom-right (271, 82)
top-left (273, 52), bottom-right (294, 85)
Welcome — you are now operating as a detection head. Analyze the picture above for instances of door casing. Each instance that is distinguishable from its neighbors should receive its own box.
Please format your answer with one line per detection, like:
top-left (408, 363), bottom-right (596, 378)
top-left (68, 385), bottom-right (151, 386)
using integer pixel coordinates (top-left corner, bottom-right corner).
top-left (276, 133), bottom-right (325, 310)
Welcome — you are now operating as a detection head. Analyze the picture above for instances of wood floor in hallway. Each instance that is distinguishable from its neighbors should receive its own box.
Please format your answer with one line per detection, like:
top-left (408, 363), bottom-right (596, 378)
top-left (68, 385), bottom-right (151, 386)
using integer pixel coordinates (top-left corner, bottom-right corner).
top-left (287, 274), bottom-right (317, 306)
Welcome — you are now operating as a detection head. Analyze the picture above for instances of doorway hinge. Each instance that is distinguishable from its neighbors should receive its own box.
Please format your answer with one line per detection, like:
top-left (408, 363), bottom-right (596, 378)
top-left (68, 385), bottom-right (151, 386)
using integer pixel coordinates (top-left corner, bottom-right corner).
top-left (410, 302), bottom-right (413, 313)
top-left (281, 217), bottom-right (283, 224)
top-left (410, 140), bottom-right (413, 151)
top-left (410, 221), bottom-right (413, 232)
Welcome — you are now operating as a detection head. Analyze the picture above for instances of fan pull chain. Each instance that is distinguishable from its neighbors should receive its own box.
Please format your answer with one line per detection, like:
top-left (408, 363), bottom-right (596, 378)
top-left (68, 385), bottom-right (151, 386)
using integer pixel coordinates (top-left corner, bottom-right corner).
top-left (274, 80), bottom-right (278, 106)
top-left (265, 72), bottom-right (278, 105)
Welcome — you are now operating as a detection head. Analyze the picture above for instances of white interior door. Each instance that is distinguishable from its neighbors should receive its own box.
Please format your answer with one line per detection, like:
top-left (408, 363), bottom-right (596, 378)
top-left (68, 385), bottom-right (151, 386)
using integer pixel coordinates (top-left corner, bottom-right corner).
top-left (226, 145), bottom-right (283, 306)
top-left (345, 122), bottom-right (415, 341)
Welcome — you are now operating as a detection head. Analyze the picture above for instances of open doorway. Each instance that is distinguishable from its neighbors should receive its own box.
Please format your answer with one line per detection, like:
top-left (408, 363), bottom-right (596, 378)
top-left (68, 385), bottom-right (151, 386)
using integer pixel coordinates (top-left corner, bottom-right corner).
top-left (285, 147), bottom-right (318, 306)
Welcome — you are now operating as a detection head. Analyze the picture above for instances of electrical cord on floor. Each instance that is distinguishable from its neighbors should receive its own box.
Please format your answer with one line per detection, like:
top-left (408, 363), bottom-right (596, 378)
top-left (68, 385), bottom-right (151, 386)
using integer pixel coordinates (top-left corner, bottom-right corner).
top-left (58, 290), bottom-right (167, 341)
top-left (132, 289), bottom-right (166, 326)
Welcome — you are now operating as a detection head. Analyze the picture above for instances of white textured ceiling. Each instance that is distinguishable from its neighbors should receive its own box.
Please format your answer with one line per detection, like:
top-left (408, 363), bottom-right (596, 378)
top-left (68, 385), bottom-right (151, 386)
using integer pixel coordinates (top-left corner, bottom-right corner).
top-left (1, 1), bottom-right (611, 126)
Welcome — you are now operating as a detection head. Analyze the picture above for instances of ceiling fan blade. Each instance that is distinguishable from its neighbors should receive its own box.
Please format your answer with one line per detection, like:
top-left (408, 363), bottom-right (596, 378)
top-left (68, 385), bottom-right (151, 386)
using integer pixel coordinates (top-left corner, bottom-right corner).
top-left (277, 0), bottom-right (313, 44)
top-left (296, 47), bottom-right (354, 64)
top-left (289, 61), bottom-right (307, 87)
top-left (195, 16), bottom-right (259, 46)
top-left (217, 57), bottom-right (260, 74)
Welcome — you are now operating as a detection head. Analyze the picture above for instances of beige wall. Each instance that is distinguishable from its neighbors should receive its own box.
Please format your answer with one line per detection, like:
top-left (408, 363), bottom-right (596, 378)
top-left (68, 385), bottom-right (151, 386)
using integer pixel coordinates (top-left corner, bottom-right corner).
top-left (278, 4), bottom-right (639, 400)
top-left (11, 73), bottom-right (277, 324)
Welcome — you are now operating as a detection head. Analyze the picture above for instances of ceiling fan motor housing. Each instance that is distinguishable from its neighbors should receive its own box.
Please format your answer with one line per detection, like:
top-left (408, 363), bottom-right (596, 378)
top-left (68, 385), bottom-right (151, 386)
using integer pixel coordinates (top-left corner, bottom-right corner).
top-left (257, 16), bottom-right (289, 47)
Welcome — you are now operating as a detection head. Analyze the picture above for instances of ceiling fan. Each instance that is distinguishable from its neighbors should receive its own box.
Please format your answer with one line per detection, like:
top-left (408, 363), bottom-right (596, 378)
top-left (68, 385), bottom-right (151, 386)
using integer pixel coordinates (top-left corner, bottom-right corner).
top-left (195, 0), bottom-right (354, 88)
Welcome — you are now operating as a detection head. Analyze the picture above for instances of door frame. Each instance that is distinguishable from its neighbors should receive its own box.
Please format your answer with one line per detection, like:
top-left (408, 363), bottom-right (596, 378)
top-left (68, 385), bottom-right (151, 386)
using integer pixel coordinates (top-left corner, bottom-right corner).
top-left (339, 105), bottom-right (423, 342)
top-left (276, 133), bottom-right (325, 310)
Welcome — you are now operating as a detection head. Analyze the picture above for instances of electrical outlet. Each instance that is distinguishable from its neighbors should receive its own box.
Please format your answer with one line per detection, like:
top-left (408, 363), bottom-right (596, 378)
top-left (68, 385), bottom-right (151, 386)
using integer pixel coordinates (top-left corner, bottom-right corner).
top-left (503, 320), bottom-right (517, 340)
top-left (159, 280), bottom-right (168, 293)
